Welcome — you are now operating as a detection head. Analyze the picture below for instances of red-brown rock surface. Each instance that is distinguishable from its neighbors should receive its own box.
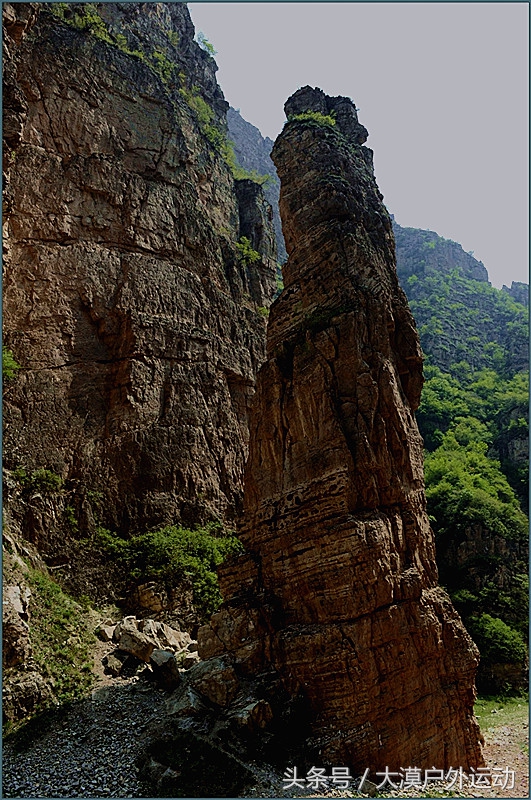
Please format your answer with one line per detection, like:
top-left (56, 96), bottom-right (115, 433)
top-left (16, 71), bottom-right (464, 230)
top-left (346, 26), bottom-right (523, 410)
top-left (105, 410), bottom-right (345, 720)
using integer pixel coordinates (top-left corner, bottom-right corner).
top-left (198, 87), bottom-right (484, 773)
top-left (2, 3), bottom-right (276, 567)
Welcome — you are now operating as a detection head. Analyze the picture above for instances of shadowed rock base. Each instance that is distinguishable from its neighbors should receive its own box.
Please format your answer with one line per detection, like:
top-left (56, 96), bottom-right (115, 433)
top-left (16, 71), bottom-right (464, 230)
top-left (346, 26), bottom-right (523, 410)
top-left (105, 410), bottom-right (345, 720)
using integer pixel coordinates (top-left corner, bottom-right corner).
top-left (197, 86), bottom-right (484, 775)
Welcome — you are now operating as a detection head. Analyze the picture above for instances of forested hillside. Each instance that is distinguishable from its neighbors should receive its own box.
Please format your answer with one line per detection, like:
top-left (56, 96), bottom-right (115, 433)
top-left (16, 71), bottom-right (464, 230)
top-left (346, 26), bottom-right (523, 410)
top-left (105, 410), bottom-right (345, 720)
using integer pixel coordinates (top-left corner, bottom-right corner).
top-left (227, 108), bottom-right (529, 691)
top-left (400, 227), bottom-right (529, 691)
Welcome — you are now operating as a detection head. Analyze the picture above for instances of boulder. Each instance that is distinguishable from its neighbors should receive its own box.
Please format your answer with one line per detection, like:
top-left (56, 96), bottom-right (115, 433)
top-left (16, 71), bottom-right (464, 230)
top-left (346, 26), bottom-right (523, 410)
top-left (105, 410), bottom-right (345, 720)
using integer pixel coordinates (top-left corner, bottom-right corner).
top-left (95, 623), bottom-right (116, 643)
top-left (187, 656), bottom-right (239, 707)
top-left (149, 649), bottom-right (182, 690)
top-left (2, 584), bottom-right (32, 668)
top-left (118, 628), bottom-right (156, 663)
top-left (102, 652), bottom-right (126, 677)
top-left (182, 651), bottom-right (201, 670)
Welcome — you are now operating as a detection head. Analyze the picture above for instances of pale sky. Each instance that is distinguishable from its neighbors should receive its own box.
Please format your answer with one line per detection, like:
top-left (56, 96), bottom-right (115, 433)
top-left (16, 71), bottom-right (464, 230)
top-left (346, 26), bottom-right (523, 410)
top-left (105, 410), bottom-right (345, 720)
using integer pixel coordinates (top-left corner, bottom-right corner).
top-left (189, 2), bottom-right (529, 289)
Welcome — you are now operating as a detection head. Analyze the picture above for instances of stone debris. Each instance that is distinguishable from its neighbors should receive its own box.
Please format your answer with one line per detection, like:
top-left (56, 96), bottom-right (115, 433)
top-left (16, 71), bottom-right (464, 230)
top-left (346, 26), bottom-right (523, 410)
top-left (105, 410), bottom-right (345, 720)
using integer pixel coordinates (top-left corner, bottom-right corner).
top-left (149, 649), bottom-right (182, 690)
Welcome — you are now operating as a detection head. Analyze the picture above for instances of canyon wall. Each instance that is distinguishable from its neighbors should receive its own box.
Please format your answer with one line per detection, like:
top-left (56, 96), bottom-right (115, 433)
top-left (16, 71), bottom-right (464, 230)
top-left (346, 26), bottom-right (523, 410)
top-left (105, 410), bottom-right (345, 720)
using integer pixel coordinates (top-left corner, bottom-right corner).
top-left (2, 3), bottom-right (276, 576)
top-left (197, 87), bottom-right (484, 773)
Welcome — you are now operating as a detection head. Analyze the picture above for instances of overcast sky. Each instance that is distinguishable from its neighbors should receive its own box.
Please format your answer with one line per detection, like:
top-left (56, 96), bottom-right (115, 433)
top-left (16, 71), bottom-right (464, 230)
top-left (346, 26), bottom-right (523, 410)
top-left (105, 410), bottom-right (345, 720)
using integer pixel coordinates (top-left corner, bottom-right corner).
top-left (188, 2), bottom-right (529, 289)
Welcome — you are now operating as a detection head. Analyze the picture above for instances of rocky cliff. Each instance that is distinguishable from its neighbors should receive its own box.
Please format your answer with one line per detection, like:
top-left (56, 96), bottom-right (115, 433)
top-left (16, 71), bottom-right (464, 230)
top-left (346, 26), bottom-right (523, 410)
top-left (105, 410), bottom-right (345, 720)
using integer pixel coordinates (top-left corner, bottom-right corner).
top-left (2, 3), bottom-right (276, 586)
top-left (192, 87), bottom-right (484, 774)
top-left (227, 106), bottom-right (287, 263)
top-left (227, 106), bottom-right (529, 375)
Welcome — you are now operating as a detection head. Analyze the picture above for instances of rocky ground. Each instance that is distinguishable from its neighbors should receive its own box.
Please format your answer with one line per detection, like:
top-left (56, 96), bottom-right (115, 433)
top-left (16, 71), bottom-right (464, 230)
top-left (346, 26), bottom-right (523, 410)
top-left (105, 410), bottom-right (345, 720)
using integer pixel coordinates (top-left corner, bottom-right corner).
top-left (2, 617), bottom-right (528, 800)
top-left (3, 647), bottom-right (528, 800)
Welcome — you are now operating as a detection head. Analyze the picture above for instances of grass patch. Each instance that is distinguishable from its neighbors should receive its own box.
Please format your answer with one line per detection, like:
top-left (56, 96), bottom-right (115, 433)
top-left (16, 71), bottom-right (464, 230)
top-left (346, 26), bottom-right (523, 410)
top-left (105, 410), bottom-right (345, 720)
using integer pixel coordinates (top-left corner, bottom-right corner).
top-left (474, 694), bottom-right (529, 731)
top-left (24, 567), bottom-right (95, 708)
top-left (287, 110), bottom-right (337, 127)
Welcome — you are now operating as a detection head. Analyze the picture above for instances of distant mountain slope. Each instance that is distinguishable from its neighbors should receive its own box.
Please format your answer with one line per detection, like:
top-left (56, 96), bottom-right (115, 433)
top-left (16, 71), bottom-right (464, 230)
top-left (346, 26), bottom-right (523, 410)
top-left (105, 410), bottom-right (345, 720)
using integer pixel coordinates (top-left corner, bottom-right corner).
top-left (227, 107), bottom-right (286, 262)
top-left (392, 221), bottom-right (489, 283)
top-left (396, 231), bottom-right (529, 376)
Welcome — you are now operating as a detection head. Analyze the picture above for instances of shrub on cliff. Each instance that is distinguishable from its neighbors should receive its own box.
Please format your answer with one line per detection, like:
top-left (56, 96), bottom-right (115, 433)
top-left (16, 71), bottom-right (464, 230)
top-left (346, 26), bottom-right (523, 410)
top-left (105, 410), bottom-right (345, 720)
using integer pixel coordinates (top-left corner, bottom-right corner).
top-left (288, 110), bottom-right (336, 127)
top-left (235, 236), bottom-right (261, 267)
top-left (126, 523), bottom-right (242, 617)
top-left (92, 523), bottom-right (243, 619)
top-left (2, 347), bottom-right (20, 382)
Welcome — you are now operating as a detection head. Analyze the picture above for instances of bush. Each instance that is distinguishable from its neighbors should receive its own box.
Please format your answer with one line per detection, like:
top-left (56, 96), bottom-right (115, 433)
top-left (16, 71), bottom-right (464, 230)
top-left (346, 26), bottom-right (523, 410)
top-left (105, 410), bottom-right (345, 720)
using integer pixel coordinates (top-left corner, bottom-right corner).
top-left (288, 111), bottom-right (336, 127)
top-left (14, 468), bottom-right (64, 495)
top-left (3, 347), bottom-right (20, 382)
top-left (235, 236), bottom-right (261, 267)
top-left (196, 31), bottom-right (217, 57)
top-left (467, 614), bottom-right (527, 666)
top-left (93, 522), bottom-right (243, 619)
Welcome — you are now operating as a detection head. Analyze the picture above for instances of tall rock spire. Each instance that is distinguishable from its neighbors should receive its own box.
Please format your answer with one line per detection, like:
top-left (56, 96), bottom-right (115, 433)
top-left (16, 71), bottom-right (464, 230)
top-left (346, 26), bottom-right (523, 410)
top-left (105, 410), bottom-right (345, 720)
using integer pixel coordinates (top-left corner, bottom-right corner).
top-left (198, 86), bottom-right (484, 773)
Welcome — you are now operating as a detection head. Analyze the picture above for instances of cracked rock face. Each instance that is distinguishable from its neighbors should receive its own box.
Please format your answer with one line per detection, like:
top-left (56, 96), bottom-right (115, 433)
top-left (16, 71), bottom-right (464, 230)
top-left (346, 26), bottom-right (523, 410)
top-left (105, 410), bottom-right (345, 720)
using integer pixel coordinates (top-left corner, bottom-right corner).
top-left (198, 87), bottom-right (484, 773)
top-left (2, 3), bottom-right (276, 556)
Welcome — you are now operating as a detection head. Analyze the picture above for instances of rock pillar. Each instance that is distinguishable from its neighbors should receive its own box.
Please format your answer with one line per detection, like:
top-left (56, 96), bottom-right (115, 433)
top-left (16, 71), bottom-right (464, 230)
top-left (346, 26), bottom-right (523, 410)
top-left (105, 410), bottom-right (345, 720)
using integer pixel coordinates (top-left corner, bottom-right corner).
top-left (199, 86), bottom-right (484, 774)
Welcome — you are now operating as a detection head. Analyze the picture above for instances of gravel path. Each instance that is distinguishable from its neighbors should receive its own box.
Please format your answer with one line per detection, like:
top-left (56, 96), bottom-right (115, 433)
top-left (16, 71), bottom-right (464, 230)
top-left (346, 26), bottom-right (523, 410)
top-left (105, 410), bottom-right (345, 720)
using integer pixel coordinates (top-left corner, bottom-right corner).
top-left (2, 674), bottom-right (167, 798)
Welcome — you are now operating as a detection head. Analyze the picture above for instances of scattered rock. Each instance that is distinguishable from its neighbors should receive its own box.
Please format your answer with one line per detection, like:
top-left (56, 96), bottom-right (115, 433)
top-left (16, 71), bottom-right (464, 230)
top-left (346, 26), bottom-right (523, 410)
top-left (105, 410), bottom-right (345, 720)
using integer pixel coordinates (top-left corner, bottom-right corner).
top-left (95, 624), bottom-right (116, 643)
top-left (182, 651), bottom-right (201, 670)
top-left (187, 656), bottom-right (240, 707)
top-left (102, 652), bottom-right (126, 678)
top-left (165, 683), bottom-right (206, 717)
top-left (117, 628), bottom-right (156, 663)
top-left (112, 617), bottom-right (139, 643)
top-left (232, 699), bottom-right (273, 732)
top-left (149, 649), bottom-right (182, 690)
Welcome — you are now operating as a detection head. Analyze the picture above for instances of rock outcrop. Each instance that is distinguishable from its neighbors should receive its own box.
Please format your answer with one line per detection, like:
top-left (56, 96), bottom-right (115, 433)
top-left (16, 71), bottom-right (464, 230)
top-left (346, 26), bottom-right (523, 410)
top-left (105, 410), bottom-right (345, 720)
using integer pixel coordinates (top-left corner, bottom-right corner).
top-left (228, 106), bottom-right (287, 263)
top-left (2, 3), bottom-right (276, 572)
top-left (503, 280), bottom-right (529, 308)
top-left (196, 87), bottom-right (484, 773)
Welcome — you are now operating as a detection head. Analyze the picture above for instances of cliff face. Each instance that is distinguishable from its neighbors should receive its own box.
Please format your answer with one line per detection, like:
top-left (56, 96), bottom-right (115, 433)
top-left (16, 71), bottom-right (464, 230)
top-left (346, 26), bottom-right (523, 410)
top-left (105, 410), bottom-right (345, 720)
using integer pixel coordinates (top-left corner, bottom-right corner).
top-left (2, 3), bottom-right (276, 572)
top-left (197, 88), bottom-right (484, 772)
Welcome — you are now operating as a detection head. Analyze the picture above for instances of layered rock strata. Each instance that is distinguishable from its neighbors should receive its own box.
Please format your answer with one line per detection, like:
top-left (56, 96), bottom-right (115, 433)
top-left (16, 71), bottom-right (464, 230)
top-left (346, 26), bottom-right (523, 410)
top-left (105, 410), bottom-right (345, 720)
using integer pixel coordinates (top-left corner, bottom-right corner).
top-left (2, 3), bottom-right (276, 563)
top-left (198, 87), bottom-right (484, 772)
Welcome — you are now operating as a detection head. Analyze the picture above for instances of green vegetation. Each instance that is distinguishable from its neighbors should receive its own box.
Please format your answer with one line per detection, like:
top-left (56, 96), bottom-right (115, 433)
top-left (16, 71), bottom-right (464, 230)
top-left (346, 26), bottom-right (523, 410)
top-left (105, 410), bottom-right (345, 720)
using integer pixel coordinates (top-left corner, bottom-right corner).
top-left (224, 136), bottom-right (272, 183)
top-left (14, 467), bottom-right (64, 495)
top-left (90, 523), bottom-right (243, 618)
top-left (288, 110), bottom-right (337, 127)
top-left (475, 694), bottom-right (529, 730)
top-left (167, 30), bottom-right (179, 47)
top-left (235, 236), bottom-right (261, 267)
top-left (49, 5), bottom-right (177, 85)
top-left (196, 31), bottom-right (217, 57)
top-left (2, 346), bottom-right (20, 382)
top-left (425, 434), bottom-right (527, 543)
top-left (24, 566), bottom-right (94, 707)
top-left (150, 48), bottom-right (174, 84)
top-left (405, 267), bottom-right (528, 375)
top-left (50, 2), bottom-right (113, 44)
top-left (402, 251), bottom-right (529, 689)
top-left (467, 614), bottom-right (527, 666)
